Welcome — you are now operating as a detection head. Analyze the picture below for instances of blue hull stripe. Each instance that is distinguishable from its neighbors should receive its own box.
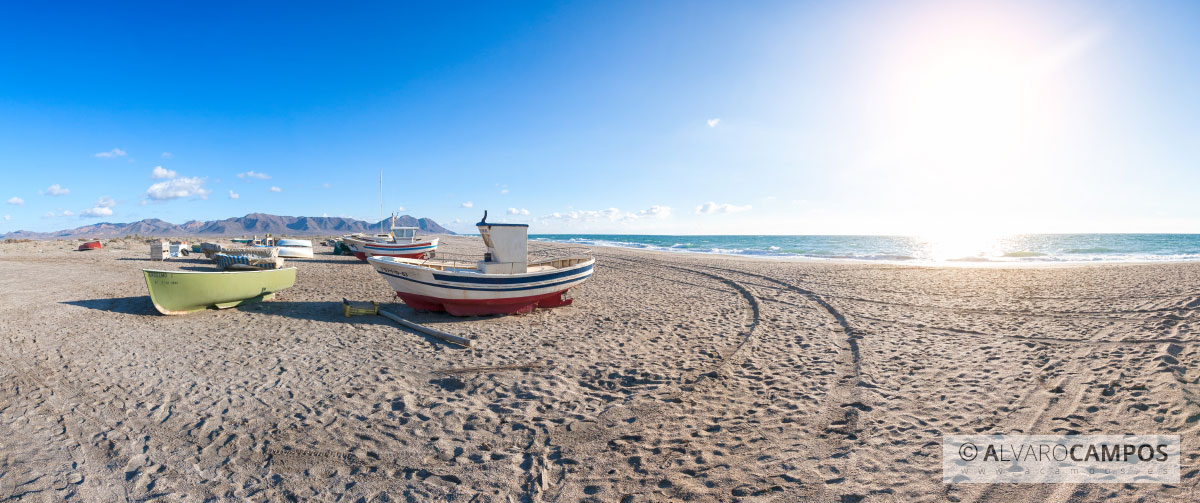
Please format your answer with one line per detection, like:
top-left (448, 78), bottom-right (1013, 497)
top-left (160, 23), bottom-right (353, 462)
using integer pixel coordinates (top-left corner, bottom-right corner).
top-left (377, 268), bottom-right (592, 292)
top-left (432, 263), bottom-right (594, 284)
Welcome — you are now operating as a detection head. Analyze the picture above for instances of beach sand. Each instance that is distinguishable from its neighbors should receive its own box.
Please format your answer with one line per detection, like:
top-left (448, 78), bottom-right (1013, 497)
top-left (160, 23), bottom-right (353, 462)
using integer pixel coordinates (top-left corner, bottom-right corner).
top-left (1, 236), bottom-right (1197, 502)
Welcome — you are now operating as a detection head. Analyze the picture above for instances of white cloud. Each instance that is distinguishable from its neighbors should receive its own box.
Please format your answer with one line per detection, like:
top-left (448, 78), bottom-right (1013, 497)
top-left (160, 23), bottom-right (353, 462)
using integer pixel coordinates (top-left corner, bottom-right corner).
top-left (61, 209), bottom-right (74, 216)
top-left (507, 207), bottom-right (530, 215)
top-left (461, 201), bottom-right (474, 208)
top-left (396, 206), bottom-right (406, 212)
top-left (269, 186), bottom-right (282, 193)
top-left (81, 206), bottom-right (113, 218)
top-left (6, 197), bottom-right (22, 206)
top-left (546, 208), bottom-right (623, 221)
top-left (151, 166), bottom-right (177, 179)
top-left (146, 177), bottom-right (210, 200)
top-left (695, 201), bottom-right (752, 214)
top-left (3, 215), bottom-right (9, 221)
top-left (80, 196), bottom-right (116, 218)
top-left (94, 148), bottom-right (126, 158)
top-left (161, 152), bottom-right (172, 158)
top-left (321, 183), bottom-right (332, 189)
top-left (500, 189), bottom-right (509, 194)
top-left (139, 199), bottom-right (148, 206)
top-left (228, 190), bottom-right (239, 199)
top-left (42, 184), bottom-right (69, 196)
top-left (237, 171), bottom-right (271, 180)
top-left (634, 205), bottom-right (672, 219)
top-left (543, 206), bottom-right (672, 224)
top-left (44, 211), bottom-right (54, 218)
top-left (707, 118), bottom-right (721, 128)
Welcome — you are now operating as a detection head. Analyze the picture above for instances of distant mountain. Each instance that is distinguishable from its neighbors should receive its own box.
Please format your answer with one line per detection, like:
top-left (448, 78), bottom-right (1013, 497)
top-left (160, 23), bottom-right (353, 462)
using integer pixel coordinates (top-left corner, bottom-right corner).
top-left (0, 213), bottom-right (454, 239)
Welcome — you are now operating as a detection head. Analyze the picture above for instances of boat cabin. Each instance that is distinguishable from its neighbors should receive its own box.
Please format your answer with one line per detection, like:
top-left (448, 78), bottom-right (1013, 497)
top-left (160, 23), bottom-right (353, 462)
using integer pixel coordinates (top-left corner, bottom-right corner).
top-left (391, 226), bottom-right (421, 243)
top-left (477, 218), bottom-right (528, 274)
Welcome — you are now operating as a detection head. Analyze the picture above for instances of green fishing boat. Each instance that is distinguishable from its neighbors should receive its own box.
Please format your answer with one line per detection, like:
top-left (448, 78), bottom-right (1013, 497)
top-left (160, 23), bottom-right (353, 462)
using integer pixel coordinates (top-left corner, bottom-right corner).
top-left (142, 268), bottom-right (297, 315)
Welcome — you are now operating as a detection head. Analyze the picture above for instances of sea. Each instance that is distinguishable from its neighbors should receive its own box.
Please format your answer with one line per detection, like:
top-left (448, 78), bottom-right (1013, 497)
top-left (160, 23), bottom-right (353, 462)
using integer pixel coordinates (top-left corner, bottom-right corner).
top-left (529, 234), bottom-right (1200, 264)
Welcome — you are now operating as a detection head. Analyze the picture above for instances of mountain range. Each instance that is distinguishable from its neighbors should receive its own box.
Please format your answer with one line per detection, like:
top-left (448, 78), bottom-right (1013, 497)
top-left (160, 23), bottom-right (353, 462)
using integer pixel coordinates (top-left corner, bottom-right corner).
top-left (0, 213), bottom-right (454, 240)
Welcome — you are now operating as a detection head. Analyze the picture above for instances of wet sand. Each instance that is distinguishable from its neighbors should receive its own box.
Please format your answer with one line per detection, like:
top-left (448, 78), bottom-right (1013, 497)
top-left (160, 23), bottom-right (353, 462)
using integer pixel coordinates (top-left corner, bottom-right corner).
top-left (1, 236), bottom-right (1198, 502)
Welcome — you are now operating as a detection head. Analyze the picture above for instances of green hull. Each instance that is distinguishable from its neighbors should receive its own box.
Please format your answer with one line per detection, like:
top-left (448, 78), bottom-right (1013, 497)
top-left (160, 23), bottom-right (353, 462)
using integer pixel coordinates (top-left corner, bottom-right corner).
top-left (142, 268), bottom-right (297, 315)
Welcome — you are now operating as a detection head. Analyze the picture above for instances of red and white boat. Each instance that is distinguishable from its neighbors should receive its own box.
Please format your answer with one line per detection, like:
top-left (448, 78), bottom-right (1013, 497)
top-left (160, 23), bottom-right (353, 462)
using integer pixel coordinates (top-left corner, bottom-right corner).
top-left (343, 226), bottom-right (438, 262)
top-left (78, 240), bottom-right (102, 251)
top-left (367, 213), bottom-right (593, 316)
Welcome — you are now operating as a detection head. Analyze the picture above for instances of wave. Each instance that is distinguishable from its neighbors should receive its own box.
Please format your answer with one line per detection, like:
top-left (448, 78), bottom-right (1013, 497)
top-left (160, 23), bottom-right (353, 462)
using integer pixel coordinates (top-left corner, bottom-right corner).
top-left (1001, 251), bottom-right (1048, 258)
top-left (1065, 247), bottom-right (1117, 254)
top-left (531, 235), bottom-right (1200, 264)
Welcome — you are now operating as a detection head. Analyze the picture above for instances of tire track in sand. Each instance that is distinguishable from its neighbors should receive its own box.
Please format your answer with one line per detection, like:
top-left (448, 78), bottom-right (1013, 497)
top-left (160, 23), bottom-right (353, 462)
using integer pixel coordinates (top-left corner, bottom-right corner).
top-left (527, 253), bottom-right (765, 502)
top-left (584, 253), bottom-right (872, 500)
top-left (692, 262), bottom-right (871, 501)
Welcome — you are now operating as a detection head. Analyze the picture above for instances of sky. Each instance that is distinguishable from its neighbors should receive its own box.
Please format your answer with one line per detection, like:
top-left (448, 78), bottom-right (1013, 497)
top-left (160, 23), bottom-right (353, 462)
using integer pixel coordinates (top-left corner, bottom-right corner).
top-left (2, 1), bottom-right (1199, 235)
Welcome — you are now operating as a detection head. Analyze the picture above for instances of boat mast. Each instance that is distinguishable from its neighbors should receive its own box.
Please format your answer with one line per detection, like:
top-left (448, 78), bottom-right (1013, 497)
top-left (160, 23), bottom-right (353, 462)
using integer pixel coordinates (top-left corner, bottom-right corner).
top-left (379, 168), bottom-right (383, 235)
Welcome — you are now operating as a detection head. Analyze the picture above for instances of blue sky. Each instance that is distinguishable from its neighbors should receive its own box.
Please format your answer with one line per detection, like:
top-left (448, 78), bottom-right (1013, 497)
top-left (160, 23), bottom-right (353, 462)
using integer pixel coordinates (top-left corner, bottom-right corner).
top-left (2, 1), bottom-right (1199, 235)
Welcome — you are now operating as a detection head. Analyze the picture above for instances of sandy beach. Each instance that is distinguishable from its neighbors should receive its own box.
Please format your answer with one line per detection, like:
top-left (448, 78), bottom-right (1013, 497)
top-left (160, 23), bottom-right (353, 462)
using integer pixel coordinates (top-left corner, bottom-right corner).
top-left (1, 236), bottom-right (1197, 502)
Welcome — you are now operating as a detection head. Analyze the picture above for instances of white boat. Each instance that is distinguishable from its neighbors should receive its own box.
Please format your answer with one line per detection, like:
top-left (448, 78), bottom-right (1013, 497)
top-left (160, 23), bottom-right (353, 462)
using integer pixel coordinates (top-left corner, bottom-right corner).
top-left (343, 215), bottom-right (438, 262)
top-left (367, 212), bottom-right (592, 316)
top-left (274, 238), bottom-right (314, 258)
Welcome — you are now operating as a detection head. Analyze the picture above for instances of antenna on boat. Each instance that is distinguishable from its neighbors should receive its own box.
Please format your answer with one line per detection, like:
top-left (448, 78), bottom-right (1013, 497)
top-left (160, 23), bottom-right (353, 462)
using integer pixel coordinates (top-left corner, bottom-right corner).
top-left (379, 168), bottom-right (383, 235)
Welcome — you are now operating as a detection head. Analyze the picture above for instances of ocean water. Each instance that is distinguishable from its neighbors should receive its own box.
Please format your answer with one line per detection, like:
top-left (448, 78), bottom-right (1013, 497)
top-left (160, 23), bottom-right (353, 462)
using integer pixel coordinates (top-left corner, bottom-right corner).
top-left (529, 234), bottom-right (1200, 263)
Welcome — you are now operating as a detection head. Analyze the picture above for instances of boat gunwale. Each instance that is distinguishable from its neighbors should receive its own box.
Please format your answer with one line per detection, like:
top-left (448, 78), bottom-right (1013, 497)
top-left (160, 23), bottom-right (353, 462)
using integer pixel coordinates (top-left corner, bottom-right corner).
top-left (142, 267), bottom-right (298, 275)
top-left (369, 255), bottom-right (593, 272)
top-left (368, 256), bottom-right (594, 283)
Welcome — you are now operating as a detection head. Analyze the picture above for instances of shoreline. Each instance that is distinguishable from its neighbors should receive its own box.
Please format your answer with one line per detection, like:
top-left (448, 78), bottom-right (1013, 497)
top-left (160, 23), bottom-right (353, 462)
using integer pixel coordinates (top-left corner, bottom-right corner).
top-left (534, 237), bottom-right (1200, 268)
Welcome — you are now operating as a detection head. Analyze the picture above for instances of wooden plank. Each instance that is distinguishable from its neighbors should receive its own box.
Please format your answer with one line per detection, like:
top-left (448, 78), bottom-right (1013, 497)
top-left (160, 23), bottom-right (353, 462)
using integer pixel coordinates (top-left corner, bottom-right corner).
top-left (378, 308), bottom-right (472, 347)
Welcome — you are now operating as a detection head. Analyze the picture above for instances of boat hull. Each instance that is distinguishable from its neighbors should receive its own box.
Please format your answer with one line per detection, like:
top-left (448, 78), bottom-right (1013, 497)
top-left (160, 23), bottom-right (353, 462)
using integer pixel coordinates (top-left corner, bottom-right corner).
top-left (142, 268), bottom-right (297, 315)
top-left (396, 290), bottom-right (574, 316)
top-left (367, 256), bottom-right (593, 316)
top-left (277, 245), bottom-right (314, 258)
top-left (78, 241), bottom-right (102, 251)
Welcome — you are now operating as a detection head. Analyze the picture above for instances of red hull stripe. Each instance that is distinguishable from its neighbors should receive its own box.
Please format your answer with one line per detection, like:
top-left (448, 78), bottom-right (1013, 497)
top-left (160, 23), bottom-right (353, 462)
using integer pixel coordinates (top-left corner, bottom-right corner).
top-left (397, 290), bottom-right (572, 315)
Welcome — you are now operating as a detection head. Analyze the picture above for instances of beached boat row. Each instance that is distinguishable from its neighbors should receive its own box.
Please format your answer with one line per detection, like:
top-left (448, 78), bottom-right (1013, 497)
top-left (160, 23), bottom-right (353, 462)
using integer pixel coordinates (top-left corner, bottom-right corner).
top-left (140, 211), bottom-right (593, 317)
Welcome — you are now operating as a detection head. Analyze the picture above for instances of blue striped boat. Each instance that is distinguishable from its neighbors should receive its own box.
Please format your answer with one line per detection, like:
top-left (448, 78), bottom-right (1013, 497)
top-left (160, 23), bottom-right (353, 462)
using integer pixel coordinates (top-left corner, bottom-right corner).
top-left (213, 252), bottom-right (284, 271)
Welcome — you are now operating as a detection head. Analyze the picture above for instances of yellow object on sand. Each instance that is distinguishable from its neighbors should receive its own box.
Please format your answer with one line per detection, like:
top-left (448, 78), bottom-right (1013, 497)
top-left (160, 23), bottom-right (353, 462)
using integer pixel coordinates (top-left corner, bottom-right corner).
top-left (342, 298), bottom-right (379, 317)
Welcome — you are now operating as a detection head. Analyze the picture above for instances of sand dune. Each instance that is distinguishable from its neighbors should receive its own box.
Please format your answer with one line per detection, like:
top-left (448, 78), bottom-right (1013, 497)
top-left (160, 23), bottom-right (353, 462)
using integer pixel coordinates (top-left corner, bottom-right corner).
top-left (0, 236), bottom-right (1197, 501)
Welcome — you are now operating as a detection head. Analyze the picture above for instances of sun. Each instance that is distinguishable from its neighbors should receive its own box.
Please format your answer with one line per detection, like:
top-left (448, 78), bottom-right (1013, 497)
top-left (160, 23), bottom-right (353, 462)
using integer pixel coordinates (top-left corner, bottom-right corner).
top-left (858, 4), bottom-right (1099, 236)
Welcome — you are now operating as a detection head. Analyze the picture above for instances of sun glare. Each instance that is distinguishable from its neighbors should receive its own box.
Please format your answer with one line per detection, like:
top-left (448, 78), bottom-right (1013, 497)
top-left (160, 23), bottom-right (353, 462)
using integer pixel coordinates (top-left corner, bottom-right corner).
top-left (860, 4), bottom-right (1101, 236)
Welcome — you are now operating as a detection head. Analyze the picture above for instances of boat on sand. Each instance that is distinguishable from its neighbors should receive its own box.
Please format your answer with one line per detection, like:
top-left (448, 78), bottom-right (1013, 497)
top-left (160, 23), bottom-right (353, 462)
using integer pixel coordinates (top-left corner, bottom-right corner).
top-left (142, 268), bottom-right (296, 315)
top-left (344, 227), bottom-right (438, 261)
top-left (367, 212), bottom-right (592, 316)
top-left (78, 240), bottom-right (102, 251)
top-left (274, 238), bottom-right (314, 258)
top-left (212, 252), bottom-right (286, 271)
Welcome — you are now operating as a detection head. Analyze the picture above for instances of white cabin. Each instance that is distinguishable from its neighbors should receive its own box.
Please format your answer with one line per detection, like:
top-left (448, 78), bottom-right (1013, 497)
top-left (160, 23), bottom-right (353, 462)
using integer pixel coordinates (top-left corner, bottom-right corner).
top-left (391, 226), bottom-right (420, 243)
top-left (477, 218), bottom-right (528, 274)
